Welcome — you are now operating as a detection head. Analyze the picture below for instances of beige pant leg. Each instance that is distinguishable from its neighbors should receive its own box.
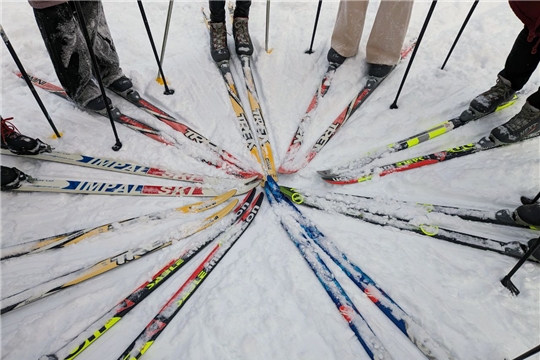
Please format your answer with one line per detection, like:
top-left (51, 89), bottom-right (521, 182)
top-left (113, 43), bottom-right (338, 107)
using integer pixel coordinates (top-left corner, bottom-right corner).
top-left (366, 0), bottom-right (414, 65)
top-left (330, 0), bottom-right (370, 58)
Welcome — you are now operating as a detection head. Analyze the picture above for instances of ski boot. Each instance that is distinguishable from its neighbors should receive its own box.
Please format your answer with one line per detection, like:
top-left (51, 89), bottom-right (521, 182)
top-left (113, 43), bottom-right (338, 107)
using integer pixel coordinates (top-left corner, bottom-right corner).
top-left (470, 75), bottom-right (516, 115)
top-left (84, 95), bottom-right (112, 113)
top-left (1, 117), bottom-right (51, 155)
top-left (490, 102), bottom-right (540, 144)
top-left (368, 63), bottom-right (395, 78)
top-left (108, 75), bottom-right (141, 103)
top-left (514, 202), bottom-right (540, 229)
top-left (233, 17), bottom-right (253, 56)
top-left (327, 48), bottom-right (346, 67)
top-left (209, 22), bottom-right (230, 63)
top-left (1, 166), bottom-right (27, 190)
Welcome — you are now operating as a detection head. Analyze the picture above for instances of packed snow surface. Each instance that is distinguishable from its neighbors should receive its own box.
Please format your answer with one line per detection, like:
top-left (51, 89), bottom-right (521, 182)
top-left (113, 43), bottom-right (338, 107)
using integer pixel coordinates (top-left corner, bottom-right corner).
top-left (1, 1), bottom-right (539, 359)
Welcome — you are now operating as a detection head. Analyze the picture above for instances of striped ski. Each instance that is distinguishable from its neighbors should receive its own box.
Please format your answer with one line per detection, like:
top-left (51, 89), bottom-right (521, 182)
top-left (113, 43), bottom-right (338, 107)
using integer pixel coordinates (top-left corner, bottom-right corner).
top-left (1, 189), bottom-right (237, 260)
top-left (40, 189), bottom-right (257, 360)
top-left (16, 72), bottom-right (257, 179)
top-left (1, 199), bottom-right (239, 315)
top-left (264, 178), bottom-right (391, 360)
top-left (317, 97), bottom-right (518, 177)
top-left (118, 191), bottom-right (263, 360)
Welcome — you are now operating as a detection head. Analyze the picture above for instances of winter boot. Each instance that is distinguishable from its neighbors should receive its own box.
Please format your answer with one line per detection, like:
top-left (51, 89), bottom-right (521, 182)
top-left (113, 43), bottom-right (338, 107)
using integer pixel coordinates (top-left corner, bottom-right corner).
top-left (470, 75), bottom-right (516, 115)
top-left (514, 203), bottom-right (540, 228)
top-left (368, 63), bottom-right (395, 78)
top-left (490, 102), bottom-right (540, 144)
top-left (327, 48), bottom-right (346, 67)
top-left (1, 117), bottom-right (50, 155)
top-left (84, 95), bottom-right (112, 113)
top-left (1, 166), bottom-right (26, 190)
top-left (233, 17), bottom-right (253, 56)
top-left (209, 22), bottom-right (230, 63)
top-left (108, 75), bottom-right (140, 102)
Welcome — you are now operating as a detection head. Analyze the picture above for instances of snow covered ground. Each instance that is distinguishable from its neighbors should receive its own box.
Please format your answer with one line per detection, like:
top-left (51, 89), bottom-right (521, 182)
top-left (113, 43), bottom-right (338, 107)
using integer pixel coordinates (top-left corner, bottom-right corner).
top-left (1, 1), bottom-right (539, 359)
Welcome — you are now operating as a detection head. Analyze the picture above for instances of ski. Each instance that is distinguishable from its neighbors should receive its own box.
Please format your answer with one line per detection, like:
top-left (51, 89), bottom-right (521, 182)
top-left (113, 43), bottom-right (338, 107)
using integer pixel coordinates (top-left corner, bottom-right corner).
top-left (109, 86), bottom-right (259, 179)
top-left (8, 174), bottom-right (259, 197)
top-left (317, 97), bottom-right (518, 177)
top-left (278, 63), bottom-right (338, 173)
top-left (265, 178), bottom-right (392, 360)
top-left (239, 55), bottom-right (278, 180)
top-left (279, 186), bottom-right (530, 260)
top-left (17, 72), bottom-right (258, 179)
top-left (1, 148), bottom-right (228, 185)
top-left (267, 177), bottom-right (454, 360)
top-left (118, 191), bottom-right (263, 360)
top-left (1, 199), bottom-right (239, 315)
top-left (40, 189), bottom-right (258, 360)
top-left (279, 41), bottom-right (416, 174)
top-left (322, 134), bottom-right (540, 185)
top-left (281, 185), bottom-right (531, 229)
top-left (1, 189), bottom-right (237, 260)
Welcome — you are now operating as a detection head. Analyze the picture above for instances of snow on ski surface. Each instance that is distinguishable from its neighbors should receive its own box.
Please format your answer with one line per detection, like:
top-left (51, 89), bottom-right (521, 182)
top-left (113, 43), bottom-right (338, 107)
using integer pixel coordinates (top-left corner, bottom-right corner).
top-left (1, 1), bottom-right (539, 359)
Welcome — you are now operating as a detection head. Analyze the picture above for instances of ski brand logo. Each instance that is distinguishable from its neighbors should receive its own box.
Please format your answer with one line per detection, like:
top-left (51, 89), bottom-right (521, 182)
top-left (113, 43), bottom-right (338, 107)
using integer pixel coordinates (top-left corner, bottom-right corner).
top-left (146, 258), bottom-right (186, 290)
top-left (237, 113), bottom-right (257, 150)
top-left (314, 123), bottom-right (339, 150)
top-left (153, 186), bottom-right (201, 196)
top-left (252, 109), bottom-right (270, 145)
top-left (447, 144), bottom-right (475, 153)
top-left (112, 241), bottom-right (163, 265)
top-left (185, 129), bottom-right (215, 149)
top-left (395, 156), bottom-right (429, 167)
top-left (245, 204), bottom-right (260, 222)
top-left (71, 181), bottom-right (142, 194)
top-left (83, 157), bottom-right (150, 174)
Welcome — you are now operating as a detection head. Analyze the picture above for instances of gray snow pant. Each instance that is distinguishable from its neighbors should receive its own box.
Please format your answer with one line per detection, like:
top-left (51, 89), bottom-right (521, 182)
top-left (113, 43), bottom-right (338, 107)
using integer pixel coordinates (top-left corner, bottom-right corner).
top-left (330, 0), bottom-right (414, 65)
top-left (33, 1), bottom-right (124, 107)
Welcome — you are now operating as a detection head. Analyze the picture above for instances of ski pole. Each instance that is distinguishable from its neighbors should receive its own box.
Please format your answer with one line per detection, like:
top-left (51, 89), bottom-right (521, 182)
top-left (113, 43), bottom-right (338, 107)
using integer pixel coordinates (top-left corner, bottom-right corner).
top-left (521, 191), bottom-right (540, 205)
top-left (305, 0), bottom-right (323, 54)
top-left (156, 0), bottom-right (175, 84)
top-left (510, 344), bottom-right (540, 360)
top-left (0, 24), bottom-right (61, 138)
top-left (72, 2), bottom-right (122, 151)
top-left (441, 0), bottom-right (479, 70)
top-left (137, 0), bottom-right (175, 95)
top-left (500, 237), bottom-right (540, 296)
top-left (390, 0), bottom-right (438, 109)
top-left (265, 0), bottom-right (272, 53)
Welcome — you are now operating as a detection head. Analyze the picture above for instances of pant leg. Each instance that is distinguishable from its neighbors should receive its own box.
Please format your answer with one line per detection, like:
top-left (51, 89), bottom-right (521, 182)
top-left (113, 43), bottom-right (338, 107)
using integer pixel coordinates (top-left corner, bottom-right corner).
top-left (366, 0), bottom-right (414, 65)
top-left (234, 0), bottom-right (251, 18)
top-left (330, 0), bottom-right (369, 58)
top-left (210, 0), bottom-right (226, 22)
top-left (500, 27), bottom-right (540, 91)
top-left (33, 3), bottom-right (100, 106)
top-left (78, 1), bottom-right (124, 87)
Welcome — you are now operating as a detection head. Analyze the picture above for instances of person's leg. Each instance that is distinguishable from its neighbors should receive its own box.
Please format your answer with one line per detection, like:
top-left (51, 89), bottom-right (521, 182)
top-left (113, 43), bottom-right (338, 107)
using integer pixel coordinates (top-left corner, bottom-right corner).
top-left (366, 0), bottom-right (414, 66)
top-left (330, 0), bottom-right (369, 58)
top-left (210, 0), bottom-right (227, 23)
top-left (79, 1), bottom-right (125, 88)
top-left (33, 3), bottom-right (101, 107)
top-left (499, 27), bottom-right (540, 91)
top-left (234, 0), bottom-right (251, 18)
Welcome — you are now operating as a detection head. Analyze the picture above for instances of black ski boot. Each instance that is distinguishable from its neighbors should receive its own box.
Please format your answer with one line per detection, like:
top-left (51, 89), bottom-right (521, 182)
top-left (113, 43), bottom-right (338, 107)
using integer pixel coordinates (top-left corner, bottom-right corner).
top-left (1, 166), bottom-right (27, 190)
top-left (233, 17), bottom-right (253, 56)
top-left (514, 203), bottom-right (540, 228)
top-left (108, 75), bottom-right (141, 102)
top-left (470, 75), bottom-right (516, 115)
top-left (490, 102), bottom-right (540, 144)
top-left (84, 95), bottom-right (112, 113)
top-left (327, 48), bottom-right (346, 67)
top-left (368, 63), bottom-right (395, 78)
top-left (209, 22), bottom-right (230, 63)
top-left (1, 117), bottom-right (50, 155)
top-left (526, 238), bottom-right (540, 262)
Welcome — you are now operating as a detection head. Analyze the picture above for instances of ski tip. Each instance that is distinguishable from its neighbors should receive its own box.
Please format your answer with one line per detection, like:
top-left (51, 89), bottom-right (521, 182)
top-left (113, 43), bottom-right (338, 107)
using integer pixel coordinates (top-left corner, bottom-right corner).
top-left (277, 166), bottom-right (298, 175)
top-left (320, 175), bottom-right (358, 185)
top-left (316, 169), bottom-right (333, 176)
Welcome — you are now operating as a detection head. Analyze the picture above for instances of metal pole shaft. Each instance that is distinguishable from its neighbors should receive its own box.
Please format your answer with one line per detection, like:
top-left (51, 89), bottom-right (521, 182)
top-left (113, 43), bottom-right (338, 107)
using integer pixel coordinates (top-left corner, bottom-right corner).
top-left (512, 344), bottom-right (540, 360)
top-left (72, 2), bottom-right (122, 151)
top-left (305, 0), bottom-right (323, 54)
top-left (265, 0), bottom-right (271, 53)
top-left (390, 0), bottom-right (437, 109)
top-left (441, 0), bottom-right (479, 70)
top-left (0, 24), bottom-right (61, 138)
top-left (137, 0), bottom-right (174, 95)
top-left (156, 0), bottom-right (175, 81)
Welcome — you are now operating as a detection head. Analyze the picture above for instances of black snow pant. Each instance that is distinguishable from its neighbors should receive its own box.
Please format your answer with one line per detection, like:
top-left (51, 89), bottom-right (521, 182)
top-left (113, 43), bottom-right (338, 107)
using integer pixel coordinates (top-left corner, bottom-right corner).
top-left (33, 1), bottom-right (124, 107)
top-left (209, 0), bottom-right (251, 23)
top-left (499, 27), bottom-right (540, 109)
